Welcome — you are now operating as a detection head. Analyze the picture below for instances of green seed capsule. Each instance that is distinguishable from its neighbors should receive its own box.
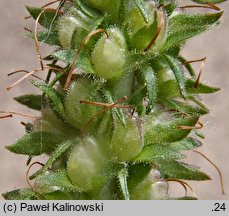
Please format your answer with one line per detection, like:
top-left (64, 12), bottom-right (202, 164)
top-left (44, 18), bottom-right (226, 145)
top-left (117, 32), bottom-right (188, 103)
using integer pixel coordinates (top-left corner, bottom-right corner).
top-left (111, 118), bottom-right (144, 161)
top-left (67, 137), bottom-right (107, 191)
top-left (64, 78), bottom-right (102, 130)
top-left (58, 6), bottom-right (90, 49)
top-left (131, 170), bottom-right (167, 200)
top-left (152, 58), bottom-right (180, 98)
top-left (91, 27), bottom-right (127, 80)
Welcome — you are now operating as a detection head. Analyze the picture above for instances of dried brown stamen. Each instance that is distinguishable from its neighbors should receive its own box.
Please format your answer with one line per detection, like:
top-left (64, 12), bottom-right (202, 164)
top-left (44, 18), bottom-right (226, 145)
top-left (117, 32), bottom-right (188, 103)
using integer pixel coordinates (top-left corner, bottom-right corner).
top-left (193, 150), bottom-right (225, 195)
top-left (0, 111), bottom-right (37, 119)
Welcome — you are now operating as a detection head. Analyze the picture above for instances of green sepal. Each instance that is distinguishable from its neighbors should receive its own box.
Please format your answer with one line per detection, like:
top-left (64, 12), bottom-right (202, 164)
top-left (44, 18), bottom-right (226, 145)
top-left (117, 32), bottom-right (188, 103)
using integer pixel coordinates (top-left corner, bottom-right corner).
top-left (2, 189), bottom-right (39, 200)
top-left (5, 131), bottom-right (65, 156)
top-left (162, 98), bottom-right (209, 116)
top-left (186, 79), bottom-right (220, 94)
top-left (35, 171), bottom-right (79, 194)
top-left (140, 65), bottom-right (157, 111)
top-left (31, 81), bottom-right (68, 122)
top-left (164, 54), bottom-right (186, 98)
top-left (26, 6), bottom-right (59, 29)
top-left (133, 0), bottom-right (150, 23)
top-left (44, 191), bottom-right (81, 200)
top-left (52, 49), bottom-right (95, 74)
top-left (74, 0), bottom-right (101, 18)
top-left (144, 115), bottom-right (199, 145)
top-left (118, 0), bottom-right (126, 25)
top-left (163, 1), bottom-right (177, 16)
top-left (153, 160), bottom-right (211, 181)
top-left (164, 11), bottom-right (223, 51)
top-left (29, 140), bottom-right (75, 180)
top-left (25, 31), bottom-right (60, 46)
top-left (127, 163), bottom-right (152, 193)
top-left (169, 137), bottom-right (203, 151)
top-left (134, 144), bottom-right (184, 163)
top-left (91, 162), bottom-right (125, 195)
top-left (118, 168), bottom-right (130, 200)
top-left (14, 94), bottom-right (42, 111)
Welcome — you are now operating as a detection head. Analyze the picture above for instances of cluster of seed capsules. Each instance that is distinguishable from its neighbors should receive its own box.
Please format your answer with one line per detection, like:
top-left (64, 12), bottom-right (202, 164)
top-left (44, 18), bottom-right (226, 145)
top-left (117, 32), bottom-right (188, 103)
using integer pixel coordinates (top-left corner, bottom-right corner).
top-left (3, 0), bottom-right (226, 200)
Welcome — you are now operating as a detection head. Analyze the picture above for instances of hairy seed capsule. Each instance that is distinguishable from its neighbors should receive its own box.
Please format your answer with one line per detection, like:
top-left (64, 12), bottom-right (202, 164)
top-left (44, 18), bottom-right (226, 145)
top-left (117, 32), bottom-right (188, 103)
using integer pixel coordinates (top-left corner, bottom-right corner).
top-left (64, 78), bottom-right (102, 130)
top-left (91, 27), bottom-right (127, 80)
top-left (111, 118), bottom-right (144, 161)
top-left (67, 137), bottom-right (107, 191)
top-left (152, 58), bottom-right (180, 98)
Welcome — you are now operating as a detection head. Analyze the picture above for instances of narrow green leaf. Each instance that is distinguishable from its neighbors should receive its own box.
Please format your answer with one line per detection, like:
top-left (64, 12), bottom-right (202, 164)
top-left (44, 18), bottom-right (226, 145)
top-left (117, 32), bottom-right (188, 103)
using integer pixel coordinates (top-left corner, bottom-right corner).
top-left (104, 90), bottom-right (126, 126)
top-left (162, 98), bottom-right (209, 115)
top-left (74, 0), bottom-right (100, 18)
top-left (169, 137), bottom-right (203, 151)
top-left (145, 115), bottom-right (199, 145)
top-left (2, 189), bottom-right (38, 200)
top-left (26, 6), bottom-right (59, 29)
top-left (118, 0), bottom-right (126, 25)
top-left (118, 168), bottom-right (130, 200)
top-left (52, 49), bottom-right (95, 74)
top-left (14, 94), bottom-right (42, 111)
top-left (134, 144), bottom-right (184, 162)
top-left (153, 160), bottom-right (211, 180)
top-left (140, 66), bottom-right (157, 110)
top-left (127, 163), bottom-right (151, 193)
top-left (134, 0), bottom-right (149, 23)
top-left (30, 140), bottom-right (75, 180)
top-left (25, 31), bottom-right (60, 46)
top-left (186, 79), bottom-right (220, 94)
top-left (5, 131), bottom-right (64, 156)
top-left (178, 56), bottom-right (196, 78)
top-left (164, 54), bottom-right (186, 98)
top-left (164, 12), bottom-right (223, 50)
top-left (35, 171), bottom-right (78, 194)
top-left (31, 81), bottom-right (68, 121)
top-left (191, 0), bottom-right (227, 4)
top-left (91, 162), bottom-right (125, 194)
top-left (163, 1), bottom-right (177, 16)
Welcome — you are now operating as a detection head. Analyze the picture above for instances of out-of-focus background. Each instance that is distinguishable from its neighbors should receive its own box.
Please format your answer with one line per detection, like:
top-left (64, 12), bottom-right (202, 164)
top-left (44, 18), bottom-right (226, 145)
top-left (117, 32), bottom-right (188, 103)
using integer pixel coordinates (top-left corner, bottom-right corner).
top-left (0, 0), bottom-right (228, 200)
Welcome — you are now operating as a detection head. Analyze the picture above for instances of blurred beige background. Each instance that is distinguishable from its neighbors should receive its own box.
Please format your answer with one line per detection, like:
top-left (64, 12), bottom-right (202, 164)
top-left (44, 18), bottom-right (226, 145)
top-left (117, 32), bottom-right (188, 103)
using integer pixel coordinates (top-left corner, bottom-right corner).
top-left (0, 0), bottom-right (228, 200)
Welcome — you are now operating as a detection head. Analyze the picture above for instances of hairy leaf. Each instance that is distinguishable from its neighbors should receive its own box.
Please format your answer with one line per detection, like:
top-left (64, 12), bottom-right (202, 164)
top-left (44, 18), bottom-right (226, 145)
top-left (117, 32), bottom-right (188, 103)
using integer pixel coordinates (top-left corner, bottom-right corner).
top-left (186, 79), bottom-right (220, 94)
top-left (30, 140), bottom-right (75, 180)
top-left (170, 137), bottom-right (203, 151)
top-left (25, 31), bottom-right (60, 46)
top-left (91, 162), bottom-right (125, 194)
top-left (26, 6), bottom-right (59, 29)
top-left (5, 131), bottom-right (64, 156)
top-left (118, 168), bottom-right (130, 200)
top-left (32, 81), bottom-right (68, 122)
top-left (140, 66), bottom-right (157, 110)
top-left (2, 189), bottom-right (38, 200)
top-left (134, 144), bottom-right (184, 162)
top-left (14, 94), bottom-right (42, 111)
top-left (153, 160), bottom-right (211, 180)
top-left (164, 54), bottom-right (186, 98)
top-left (134, 0), bottom-right (150, 23)
top-left (127, 163), bottom-right (151, 193)
top-left (52, 49), bottom-right (95, 74)
top-left (164, 12), bottom-right (223, 50)
top-left (145, 115), bottom-right (199, 145)
top-left (35, 171), bottom-right (78, 193)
